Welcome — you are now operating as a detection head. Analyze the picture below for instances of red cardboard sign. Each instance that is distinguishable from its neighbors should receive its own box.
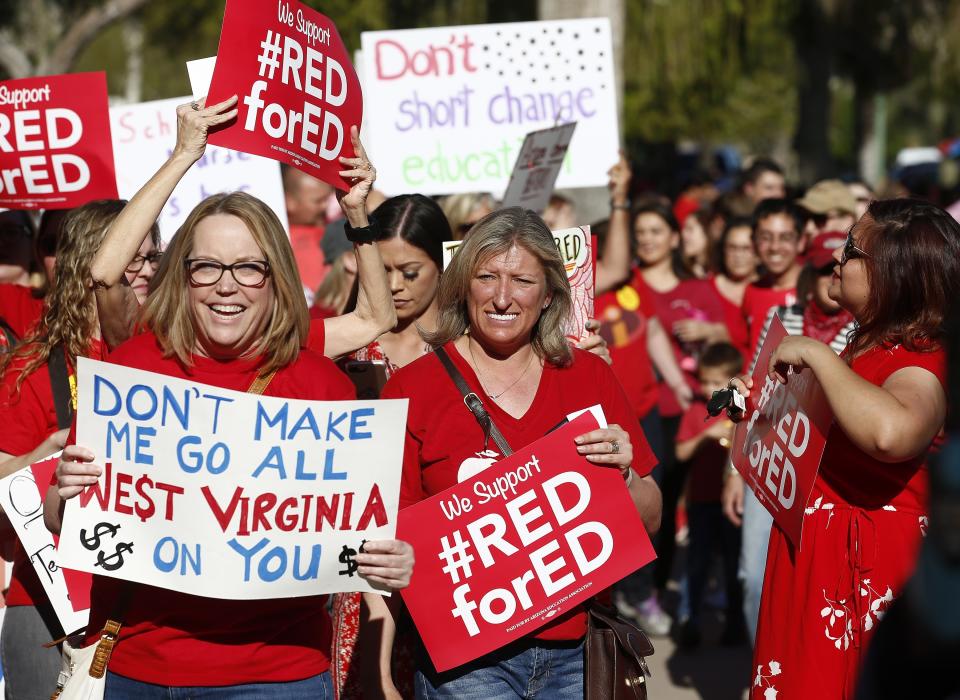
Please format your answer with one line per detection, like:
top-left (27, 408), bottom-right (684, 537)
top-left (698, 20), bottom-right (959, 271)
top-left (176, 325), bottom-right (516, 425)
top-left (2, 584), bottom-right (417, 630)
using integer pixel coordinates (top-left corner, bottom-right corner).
top-left (730, 316), bottom-right (833, 550)
top-left (206, 0), bottom-right (362, 190)
top-left (398, 414), bottom-right (655, 672)
top-left (0, 72), bottom-right (117, 209)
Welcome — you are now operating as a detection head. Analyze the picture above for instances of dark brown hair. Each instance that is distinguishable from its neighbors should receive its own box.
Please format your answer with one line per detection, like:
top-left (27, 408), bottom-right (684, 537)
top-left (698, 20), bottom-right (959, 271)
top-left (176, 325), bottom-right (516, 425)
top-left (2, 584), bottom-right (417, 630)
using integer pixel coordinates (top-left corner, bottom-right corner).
top-left (846, 198), bottom-right (960, 359)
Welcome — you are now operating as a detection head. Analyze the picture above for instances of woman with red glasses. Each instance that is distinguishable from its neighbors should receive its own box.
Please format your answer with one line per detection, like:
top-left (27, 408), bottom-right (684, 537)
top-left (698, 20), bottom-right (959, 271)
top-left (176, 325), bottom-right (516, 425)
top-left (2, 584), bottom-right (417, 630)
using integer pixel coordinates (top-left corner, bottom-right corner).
top-left (732, 199), bottom-right (960, 698)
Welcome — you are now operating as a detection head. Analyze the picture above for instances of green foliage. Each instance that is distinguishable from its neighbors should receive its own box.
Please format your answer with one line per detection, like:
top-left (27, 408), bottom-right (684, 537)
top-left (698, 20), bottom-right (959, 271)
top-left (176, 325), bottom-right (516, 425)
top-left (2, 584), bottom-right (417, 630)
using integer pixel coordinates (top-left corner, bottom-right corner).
top-left (623, 0), bottom-right (797, 147)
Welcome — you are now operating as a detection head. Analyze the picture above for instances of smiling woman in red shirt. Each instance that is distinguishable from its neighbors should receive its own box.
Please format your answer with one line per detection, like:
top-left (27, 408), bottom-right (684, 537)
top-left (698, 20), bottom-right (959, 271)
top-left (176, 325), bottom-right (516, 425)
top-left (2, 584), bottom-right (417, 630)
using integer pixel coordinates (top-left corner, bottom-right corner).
top-left (43, 97), bottom-right (414, 698)
top-left (363, 207), bottom-right (661, 699)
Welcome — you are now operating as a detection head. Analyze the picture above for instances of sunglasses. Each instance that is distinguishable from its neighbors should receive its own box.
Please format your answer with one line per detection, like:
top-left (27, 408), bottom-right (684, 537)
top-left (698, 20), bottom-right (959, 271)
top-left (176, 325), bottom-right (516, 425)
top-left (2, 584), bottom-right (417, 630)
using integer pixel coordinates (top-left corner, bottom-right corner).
top-left (840, 233), bottom-right (870, 265)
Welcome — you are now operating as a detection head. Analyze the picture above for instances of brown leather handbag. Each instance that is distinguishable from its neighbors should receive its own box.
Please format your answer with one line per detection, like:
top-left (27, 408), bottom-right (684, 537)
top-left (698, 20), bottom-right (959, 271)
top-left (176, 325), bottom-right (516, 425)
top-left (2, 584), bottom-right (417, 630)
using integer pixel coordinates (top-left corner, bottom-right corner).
top-left (585, 602), bottom-right (655, 700)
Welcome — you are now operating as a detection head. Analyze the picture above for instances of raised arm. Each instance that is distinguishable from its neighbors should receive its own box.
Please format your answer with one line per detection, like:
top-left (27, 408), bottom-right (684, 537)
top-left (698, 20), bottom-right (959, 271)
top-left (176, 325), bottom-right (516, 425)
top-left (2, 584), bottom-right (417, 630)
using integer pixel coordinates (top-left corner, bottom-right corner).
top-left (595, 153), bottom-right (633, 295)
top-left (322, 127), bottom-right (396, 358)
top-left (92, 96), bottom-right (239, 347)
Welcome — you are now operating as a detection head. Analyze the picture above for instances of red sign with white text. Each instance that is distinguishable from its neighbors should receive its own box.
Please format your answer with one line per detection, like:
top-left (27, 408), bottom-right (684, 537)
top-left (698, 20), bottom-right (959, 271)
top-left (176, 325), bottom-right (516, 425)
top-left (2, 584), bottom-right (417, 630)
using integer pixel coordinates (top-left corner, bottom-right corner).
top-left (398, 414), bottom-right (655, 672)
top-left (730, 316), bottom-right (833, 550)
top-left (206, 0), bottom-right (362, 190)
top-left (0, 72), bottom-right (117, 209)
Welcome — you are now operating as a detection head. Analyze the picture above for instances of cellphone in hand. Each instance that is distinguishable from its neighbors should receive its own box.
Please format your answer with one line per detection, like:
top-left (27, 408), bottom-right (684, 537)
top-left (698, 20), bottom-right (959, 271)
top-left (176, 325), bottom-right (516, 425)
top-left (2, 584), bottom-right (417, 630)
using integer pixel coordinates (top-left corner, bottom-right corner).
top-left (340, 360), bottom-right (388, 400)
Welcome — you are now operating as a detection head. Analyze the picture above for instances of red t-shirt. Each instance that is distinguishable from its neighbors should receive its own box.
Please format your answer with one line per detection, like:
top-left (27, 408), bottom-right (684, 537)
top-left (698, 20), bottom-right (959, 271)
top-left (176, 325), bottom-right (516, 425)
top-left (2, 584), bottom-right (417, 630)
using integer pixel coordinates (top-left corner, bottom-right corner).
top-left (382, 343), bottom-right (657, 643)
top-left (639, 276), bottom-right (726, 417)
top-left (78, 330), bottom-right (354, 686)
top-left (712, 278), bottom-right (749, 359)
top-left (741, 282), bottom-right (797, 361)
top-left (290, 224), bottom-right (330, 293)
top-left (306, 316), bottom-right (326, 355)
top-left (595, 268), bottom-right (659, 419)
top-left (0, 341), bottom-right (105, 607)
top-left (818, 344), bottom-right (946, 510)
top-left (0, 283), bottom-right (43, 348)
top-left (675, 400), bottom-right (729, 502)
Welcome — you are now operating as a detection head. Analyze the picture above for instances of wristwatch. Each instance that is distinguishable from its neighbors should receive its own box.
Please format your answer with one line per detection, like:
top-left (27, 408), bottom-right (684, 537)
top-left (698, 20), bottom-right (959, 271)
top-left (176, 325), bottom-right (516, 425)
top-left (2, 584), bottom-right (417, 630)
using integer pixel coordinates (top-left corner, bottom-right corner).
top-left (344, 218), bottom-right (382, 244)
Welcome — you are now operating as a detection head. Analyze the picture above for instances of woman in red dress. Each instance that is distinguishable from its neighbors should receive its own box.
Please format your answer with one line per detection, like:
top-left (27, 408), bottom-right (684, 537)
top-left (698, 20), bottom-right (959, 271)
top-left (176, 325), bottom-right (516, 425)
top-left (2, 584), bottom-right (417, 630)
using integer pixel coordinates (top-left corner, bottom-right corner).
top-left (735, 199), bottom-right (960, 698)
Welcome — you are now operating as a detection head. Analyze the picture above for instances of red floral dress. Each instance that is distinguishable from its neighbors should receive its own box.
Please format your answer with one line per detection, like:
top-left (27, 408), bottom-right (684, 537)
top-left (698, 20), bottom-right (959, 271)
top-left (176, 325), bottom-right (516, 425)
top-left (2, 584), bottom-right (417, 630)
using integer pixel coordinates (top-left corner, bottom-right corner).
top-left (751, 344), bottom-right (945, 699)
top-left (332, 341), bottom-right (411, 699)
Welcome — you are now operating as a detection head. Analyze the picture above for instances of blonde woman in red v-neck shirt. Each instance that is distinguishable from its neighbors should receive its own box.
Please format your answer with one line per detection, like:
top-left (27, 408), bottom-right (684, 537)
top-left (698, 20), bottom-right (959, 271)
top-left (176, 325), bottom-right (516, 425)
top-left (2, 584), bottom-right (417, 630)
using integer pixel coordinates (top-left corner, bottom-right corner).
top-left (43, 98), bottom-right (414, 698)
top-left (364, 207), bottom-right (662, 699)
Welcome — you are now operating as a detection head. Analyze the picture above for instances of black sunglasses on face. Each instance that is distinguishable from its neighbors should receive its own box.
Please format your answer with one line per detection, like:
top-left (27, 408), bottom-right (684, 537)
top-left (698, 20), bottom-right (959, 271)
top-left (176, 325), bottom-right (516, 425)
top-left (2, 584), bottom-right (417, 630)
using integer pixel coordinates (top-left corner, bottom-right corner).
top-left (840, 233), bottom-right (870, 265)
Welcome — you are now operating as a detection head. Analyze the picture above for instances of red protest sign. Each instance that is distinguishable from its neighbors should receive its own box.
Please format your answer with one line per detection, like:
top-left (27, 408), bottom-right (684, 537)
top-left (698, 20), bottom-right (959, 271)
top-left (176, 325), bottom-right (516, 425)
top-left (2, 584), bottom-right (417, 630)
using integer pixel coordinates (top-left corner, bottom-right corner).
top-left (206, 0), bottom-right (362, 190)
top-left (398, 414), bottom-right (655, 672)
top-left (730, 316), bottom-right (833, 550)
top-left (0, 72), bottom-right (117, 209)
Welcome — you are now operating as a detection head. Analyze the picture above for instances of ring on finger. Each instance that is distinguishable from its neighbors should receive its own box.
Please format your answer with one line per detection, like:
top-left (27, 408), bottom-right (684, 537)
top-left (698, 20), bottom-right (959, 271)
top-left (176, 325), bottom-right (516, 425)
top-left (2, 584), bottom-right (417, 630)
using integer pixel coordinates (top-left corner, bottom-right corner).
top-left (190, 101), bottom-right (200, 111)
top-left (610, 440), bottom-right (620, 454)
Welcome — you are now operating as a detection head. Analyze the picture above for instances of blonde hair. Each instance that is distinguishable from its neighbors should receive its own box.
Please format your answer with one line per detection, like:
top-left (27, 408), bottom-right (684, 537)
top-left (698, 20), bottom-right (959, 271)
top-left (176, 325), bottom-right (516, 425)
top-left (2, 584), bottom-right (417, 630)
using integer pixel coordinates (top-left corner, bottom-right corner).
top-left (440, 192), bottom-right (495, 240)
top-left (313, 255), bottom-right (352, 314)
top-left (141, 192), bottom-right (308, 375)
top-left (424, 207), bottom-right (572, 367)
top-left (1, 200), bottom-right (130, 393)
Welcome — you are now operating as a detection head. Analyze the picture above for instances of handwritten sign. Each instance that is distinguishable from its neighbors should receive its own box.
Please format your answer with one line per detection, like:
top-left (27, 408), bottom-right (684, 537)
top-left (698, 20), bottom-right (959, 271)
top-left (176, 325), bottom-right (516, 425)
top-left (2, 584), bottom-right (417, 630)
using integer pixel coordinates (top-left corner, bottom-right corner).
top-left (501, 123), bottom-right (576, 212)
top-left (443, 226), bottom-right (594, 340)
top-left (399, 413), bottom-right (654, 671)
top-left (730, 316), bottom-right (833, 550)
top-left (360, 19), bottom-right (618, 195)
top-left (0, 72), bottom-right (117, 209)
top-left (58, 359), bottom-right (407, 599)
top-left (206, 0), bottom-right (363, 190)
top-left (0, 457), bottom-right (90, 633)
top-left (110, 96), bottom-right (288, 243)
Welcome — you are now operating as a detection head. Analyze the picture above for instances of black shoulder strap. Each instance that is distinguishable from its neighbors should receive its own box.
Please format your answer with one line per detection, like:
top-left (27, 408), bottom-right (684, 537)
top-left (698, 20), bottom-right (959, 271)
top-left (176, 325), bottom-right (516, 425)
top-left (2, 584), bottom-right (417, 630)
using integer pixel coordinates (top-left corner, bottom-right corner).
top-left (435, 346), bottom-right (513, 457)
top-left (47, 345), bottom-right (73, 430)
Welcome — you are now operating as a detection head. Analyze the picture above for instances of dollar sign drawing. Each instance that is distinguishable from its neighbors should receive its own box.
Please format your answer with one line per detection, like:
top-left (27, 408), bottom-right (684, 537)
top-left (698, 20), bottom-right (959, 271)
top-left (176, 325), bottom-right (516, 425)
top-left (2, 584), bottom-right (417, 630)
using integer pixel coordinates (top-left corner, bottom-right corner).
top-left (95, 542), bottom-right (133, 571)
top-left (80, 522), bottom-right (121, 551)
top-left (339, 544), bottom-right (359, 577)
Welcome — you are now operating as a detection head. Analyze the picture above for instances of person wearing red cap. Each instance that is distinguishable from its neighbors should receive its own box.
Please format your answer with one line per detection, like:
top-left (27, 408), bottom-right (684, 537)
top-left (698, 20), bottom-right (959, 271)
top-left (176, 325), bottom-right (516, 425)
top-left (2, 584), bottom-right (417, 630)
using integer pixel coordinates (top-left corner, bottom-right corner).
top-left (722, 230), bottom-right (855, 644)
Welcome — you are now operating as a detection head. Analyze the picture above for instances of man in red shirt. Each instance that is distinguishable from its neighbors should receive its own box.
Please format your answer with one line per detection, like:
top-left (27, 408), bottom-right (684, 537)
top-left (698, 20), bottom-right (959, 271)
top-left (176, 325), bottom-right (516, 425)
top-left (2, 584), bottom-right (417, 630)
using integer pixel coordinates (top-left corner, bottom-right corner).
top-left (740, 199), bottom-right (807, 360)
top-left (283, 165), bottom-right (337, 299)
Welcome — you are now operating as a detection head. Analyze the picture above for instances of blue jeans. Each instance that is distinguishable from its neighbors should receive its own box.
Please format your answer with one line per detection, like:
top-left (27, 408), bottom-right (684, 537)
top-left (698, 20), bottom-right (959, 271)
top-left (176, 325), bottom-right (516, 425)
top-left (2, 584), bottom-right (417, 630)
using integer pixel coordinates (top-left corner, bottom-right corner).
top-left (739, 487), bottom-right (773, 645)
top-left (105, 671), bottom-right (333, 699)
top-left (415, 641), bottom-right (584, 699)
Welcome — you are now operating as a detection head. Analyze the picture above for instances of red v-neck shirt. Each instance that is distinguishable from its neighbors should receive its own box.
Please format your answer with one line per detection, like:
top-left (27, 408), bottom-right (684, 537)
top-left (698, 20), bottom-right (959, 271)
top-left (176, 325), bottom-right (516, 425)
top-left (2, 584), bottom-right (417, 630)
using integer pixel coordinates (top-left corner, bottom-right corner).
top-left (382, 342), bottom-right (657, 642)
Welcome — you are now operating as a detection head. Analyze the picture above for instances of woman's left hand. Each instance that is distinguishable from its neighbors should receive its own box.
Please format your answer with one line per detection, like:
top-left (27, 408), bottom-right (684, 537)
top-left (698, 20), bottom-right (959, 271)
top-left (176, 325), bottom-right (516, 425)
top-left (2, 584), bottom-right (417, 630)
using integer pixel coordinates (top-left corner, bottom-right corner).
top-left (577, 319), bottom-right (611, 365)
top-left (672, 318), bottom-right (711, 342)
top-left (767, 335), bottom-right (825, 384)
top-left (337, 125), bottom-right (376, 223)
top-left (355, 539), bottom-right (415, 591)
top-left (575, 424), bottom-right (633, 480)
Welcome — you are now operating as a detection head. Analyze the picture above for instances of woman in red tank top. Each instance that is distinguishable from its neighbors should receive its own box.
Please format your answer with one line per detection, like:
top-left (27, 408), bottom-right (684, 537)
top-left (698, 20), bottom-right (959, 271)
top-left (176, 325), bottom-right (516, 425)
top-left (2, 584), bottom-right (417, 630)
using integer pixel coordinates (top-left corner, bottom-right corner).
top-left (733, 199), bottom-right (960, 698)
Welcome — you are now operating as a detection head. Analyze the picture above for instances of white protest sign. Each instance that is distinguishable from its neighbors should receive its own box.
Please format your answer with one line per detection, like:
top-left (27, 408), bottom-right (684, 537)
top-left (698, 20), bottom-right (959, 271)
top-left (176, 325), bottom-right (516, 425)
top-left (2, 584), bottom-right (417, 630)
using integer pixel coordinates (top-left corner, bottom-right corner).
top-left (110, 97), bottom-right (288, 243)
top-left (360, 18), bottom-right (618, 195)
top-left (501, 122), bottom-right (576, 211)
top-left (58, 358), bottom-right (407, 599)
top-left (186, 57), bottom-right (217, 99)
top-left (0, 458), bottom-right (90, 632)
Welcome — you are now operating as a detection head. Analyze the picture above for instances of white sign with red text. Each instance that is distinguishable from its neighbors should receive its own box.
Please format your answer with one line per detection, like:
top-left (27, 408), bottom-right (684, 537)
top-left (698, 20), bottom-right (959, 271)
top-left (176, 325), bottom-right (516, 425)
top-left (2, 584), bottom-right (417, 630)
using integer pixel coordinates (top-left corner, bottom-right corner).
top-left (360, 19), bottom-right (618, 195)
top-left (58, 359), bottom-right (407, 599)
top-left (109, 97), bottom-right (288, 243)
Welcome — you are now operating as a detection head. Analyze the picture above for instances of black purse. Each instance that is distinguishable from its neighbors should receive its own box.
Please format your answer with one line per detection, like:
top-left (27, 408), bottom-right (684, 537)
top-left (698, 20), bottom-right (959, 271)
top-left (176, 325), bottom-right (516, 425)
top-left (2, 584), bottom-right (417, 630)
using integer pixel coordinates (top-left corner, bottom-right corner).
top-left (433, 346), bottom-right (655, 698)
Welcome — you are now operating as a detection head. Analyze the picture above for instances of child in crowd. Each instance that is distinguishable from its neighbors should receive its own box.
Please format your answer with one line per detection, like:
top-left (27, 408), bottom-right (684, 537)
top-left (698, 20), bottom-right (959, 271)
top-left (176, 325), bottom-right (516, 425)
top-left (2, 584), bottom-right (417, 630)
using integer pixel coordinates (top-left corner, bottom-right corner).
top-left (675, 342), bottom-right (747, 648)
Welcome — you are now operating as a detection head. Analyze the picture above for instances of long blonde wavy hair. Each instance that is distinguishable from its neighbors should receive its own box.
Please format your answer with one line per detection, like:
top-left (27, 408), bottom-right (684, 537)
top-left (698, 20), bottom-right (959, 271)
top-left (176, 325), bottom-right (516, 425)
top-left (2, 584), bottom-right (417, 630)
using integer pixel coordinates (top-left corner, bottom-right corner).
top-left (0, 200), bottom-right (142, 391)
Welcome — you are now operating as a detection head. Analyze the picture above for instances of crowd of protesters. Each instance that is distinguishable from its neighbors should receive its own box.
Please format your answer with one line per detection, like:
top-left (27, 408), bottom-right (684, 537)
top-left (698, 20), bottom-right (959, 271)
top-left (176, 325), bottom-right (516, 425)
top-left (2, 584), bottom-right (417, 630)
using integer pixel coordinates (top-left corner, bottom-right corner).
top-left (0, 91), bottom-right (959, 700)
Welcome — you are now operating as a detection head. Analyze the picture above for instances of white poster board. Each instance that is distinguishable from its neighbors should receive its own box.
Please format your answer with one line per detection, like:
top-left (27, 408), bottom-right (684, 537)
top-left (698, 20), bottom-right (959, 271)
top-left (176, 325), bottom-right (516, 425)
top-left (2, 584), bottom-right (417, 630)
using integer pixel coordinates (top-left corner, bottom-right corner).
top-left (0, 459), bottom-right (90, 633)
top-left (58, 359), bottom-right (407, 600)
top-left (360, 18), bottom-right (619, 196)
top-left (110, 97), bottom-right (289, 242)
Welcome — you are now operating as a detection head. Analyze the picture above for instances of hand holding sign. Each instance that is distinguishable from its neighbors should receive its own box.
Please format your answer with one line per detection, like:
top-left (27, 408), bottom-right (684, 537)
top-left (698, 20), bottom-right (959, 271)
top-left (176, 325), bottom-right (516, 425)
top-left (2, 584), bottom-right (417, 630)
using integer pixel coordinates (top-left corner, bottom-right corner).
top-left (172, 95), bottom-right (239, 164)
top-left (55, 444), bottom-right (102, 500)
top-left (766, 334), bottom-right (824, 385)
top-left (336, 125), bottom-right (376, 221)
